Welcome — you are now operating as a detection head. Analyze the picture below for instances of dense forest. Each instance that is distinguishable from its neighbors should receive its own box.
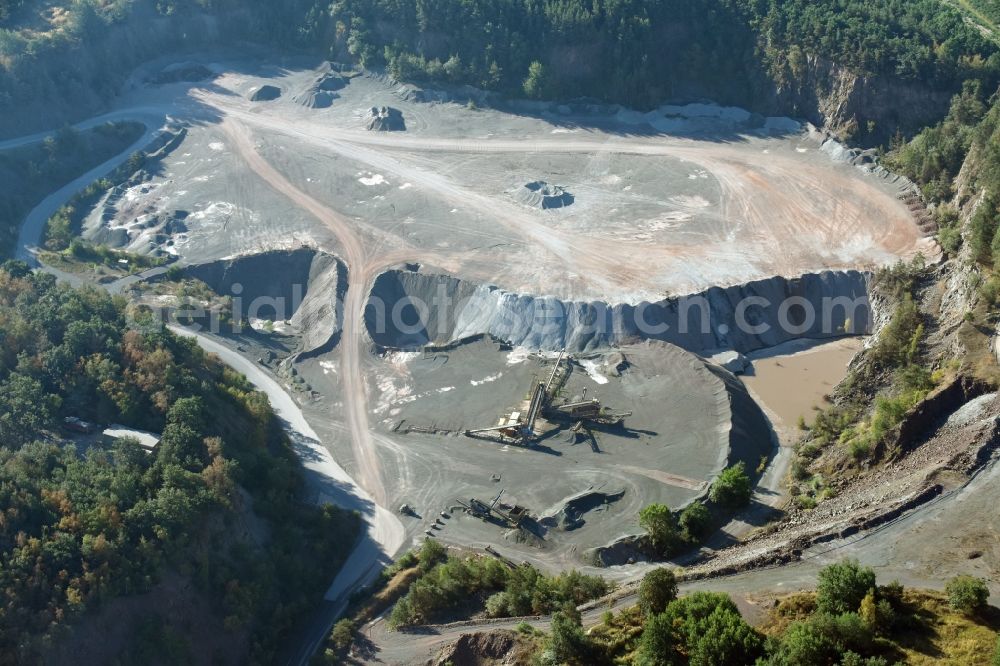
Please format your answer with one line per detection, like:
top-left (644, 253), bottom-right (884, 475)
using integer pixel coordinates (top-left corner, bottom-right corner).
top-left (3, 0), bottom-right (1000, 137)
top-left (0, 262), bottom-right (359, 664)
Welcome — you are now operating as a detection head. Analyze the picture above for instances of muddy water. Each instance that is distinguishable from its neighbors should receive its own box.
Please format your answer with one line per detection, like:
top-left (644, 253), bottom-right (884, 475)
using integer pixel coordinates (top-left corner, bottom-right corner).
top-left (741, 337), bottom-right (863, 437)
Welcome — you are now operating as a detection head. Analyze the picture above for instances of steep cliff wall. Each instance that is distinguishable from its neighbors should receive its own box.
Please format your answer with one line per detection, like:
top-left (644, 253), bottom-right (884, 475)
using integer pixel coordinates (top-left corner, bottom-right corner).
top-left (768, 56), bottom-right (954, 146)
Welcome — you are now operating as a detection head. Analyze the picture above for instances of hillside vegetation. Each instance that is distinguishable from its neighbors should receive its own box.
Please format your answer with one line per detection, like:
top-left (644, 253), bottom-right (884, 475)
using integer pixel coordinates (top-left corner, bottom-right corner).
top-left (2, 0), bottom-right (1000, 139)
top-left (0, 121), bottom-right (142, 258)
top-left (553, 562), bottom-right (1000, 665)
top-left (0, 262), bottom-right (359, 664)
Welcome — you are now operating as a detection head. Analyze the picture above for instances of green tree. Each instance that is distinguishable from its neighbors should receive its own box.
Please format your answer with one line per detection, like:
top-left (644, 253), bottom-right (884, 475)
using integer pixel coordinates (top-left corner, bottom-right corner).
top-left (816, 560), bottom-right (877, 615)
top-left (547, 610), bottom-right (590, 664)
top-left (766, 620), bottom-right (838, 666)
top-left (679, 502), bottom-right (711, 540)
top-left (0, 373), bottom-right (54, 448)
top-left (638, 568), bottom-right (678, 616)
top-left (709, 462), bottom-right (752, 508)
top-left (634, 612), bottom-right (678, 666)
top-left (661, 592), bottom-right (764, 666)
top-left (946, 575), bottom-right (989, 615)
top-left (522, 60), bottom-right (547, 99)
top-left (639, 504), bottom-right (681, 557)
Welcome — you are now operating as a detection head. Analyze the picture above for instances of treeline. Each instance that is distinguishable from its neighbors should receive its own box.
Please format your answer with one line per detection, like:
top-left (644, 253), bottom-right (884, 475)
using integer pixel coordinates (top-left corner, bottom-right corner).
top-left (5, 0), bottom-right (999, 136)
top-left (0, 262), bottom-right (359, 663)
top-left (308, 0), bottom-right (1000, 109)
top-left (0, 0), bottom-right (255, 136)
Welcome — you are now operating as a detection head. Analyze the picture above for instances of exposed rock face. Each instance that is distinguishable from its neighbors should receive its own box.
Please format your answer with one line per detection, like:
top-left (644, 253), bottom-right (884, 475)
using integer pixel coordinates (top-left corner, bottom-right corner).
top-left (769, 55), bottom-right (953, 146)
top-left (435, 630), bottom-right (519, 666)
top-left (149, 62), bottom-right (215, 85)
top-left (186, 248), bottom-right (344, 354)
top-left (249, 84), bottom-right (282, 101)
top-left (514, 181), bottom-right (574, 209)
top-left (366, 106), bottom-right (406, 131)
top-left (365, 269), bottom-right (871, 354)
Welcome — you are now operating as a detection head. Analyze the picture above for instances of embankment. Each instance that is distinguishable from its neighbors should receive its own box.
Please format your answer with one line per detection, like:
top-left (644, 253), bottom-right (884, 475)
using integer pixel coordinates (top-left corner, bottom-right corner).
top-left (364, 269), bottom-right (871, 355)
top-left (186, 248), bottom-right (345, 355)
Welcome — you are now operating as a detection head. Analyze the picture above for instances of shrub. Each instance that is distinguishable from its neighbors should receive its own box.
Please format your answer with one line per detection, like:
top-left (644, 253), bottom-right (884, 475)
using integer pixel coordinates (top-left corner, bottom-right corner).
top-left (816, 560), bottom-right (877, 615)
top-left (946, 575), bottom-right (990, 615)
top-left (417, 538), bottom-right (446, 572)
top-left (840, 651), bottom-right (890, 666)
top-left (710, 462), bottom-right (752, 508)
top-left (768, 620), bottom-right (838, 665)
top-left (807, 612), bottom-right (874, 655)
top-left (638, 568), bottom-right (678, 617)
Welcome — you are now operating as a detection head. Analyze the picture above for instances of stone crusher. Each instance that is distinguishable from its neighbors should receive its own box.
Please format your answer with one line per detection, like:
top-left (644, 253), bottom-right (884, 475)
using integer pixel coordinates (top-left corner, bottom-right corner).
top-left (464, 350), bottom-right (632, 444)
top-left (456, 489), bottom-right (528, 528)
top-left (464, 381), bottom-right (546, 444)
top-left (464, 351), bottom-right (566, 445)
top-left (547, 391), bottom-right (633, 426)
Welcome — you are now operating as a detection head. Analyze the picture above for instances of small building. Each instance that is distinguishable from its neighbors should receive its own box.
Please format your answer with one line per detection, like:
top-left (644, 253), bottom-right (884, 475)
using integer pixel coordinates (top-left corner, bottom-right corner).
top-left (102, 424), bottom-right (161, 454)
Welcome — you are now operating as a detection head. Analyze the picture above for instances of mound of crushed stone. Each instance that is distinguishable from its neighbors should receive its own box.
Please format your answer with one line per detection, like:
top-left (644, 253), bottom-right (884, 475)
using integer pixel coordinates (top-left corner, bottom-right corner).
top-left (293, 69), bottom-right (351, 108)
top-left (315, 72), bottom-right (348, 92)
top-left (515, 180), bottom-right (574, 209)
top-left (540, 489), bottom-right (626, 531)
top-left (366, 106), bottom-right (406, 131)
top-left (249, 85), bottom-right (282, 102)
top-left (293, 89), bottom-right (336, 108)
top-left (149, 62), bottom-right (214, 85)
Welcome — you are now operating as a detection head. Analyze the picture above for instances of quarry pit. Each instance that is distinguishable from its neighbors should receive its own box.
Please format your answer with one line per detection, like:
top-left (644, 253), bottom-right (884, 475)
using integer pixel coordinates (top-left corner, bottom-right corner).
top-left (32, 54), bottom-right (938, 569)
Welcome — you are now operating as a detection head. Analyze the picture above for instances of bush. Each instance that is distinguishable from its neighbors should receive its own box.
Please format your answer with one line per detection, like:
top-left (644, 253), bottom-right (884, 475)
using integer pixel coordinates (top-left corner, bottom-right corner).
top-left (679, 502), bottom-right (711, 541)
top-left (816, 560), bottom-right (877, 615)
top-left (840, 651), bottom-right (890, 666)
top-left (638, 568), bottom-right (678, 617)
top-left (709, 462), bottom-right (752, 508)
top-left (417, 538), bottom-right (446, 572)
top-left (946, 575), bottom-right (990, 615)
